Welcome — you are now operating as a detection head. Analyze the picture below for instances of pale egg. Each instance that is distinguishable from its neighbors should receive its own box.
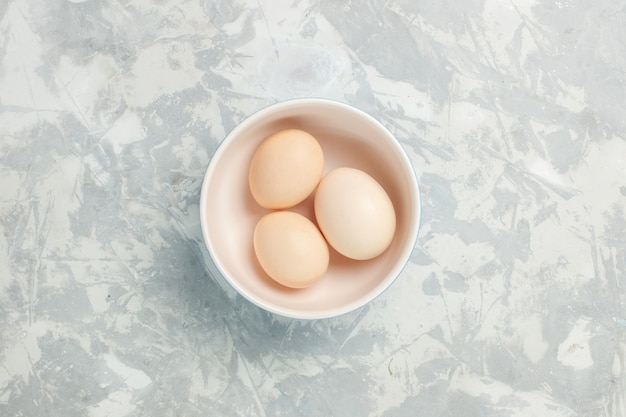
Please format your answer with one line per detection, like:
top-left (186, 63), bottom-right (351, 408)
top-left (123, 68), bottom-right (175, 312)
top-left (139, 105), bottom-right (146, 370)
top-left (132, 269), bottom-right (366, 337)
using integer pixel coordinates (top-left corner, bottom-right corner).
top-left (249, 129), bottom-right (324, 209)
top-left (314, 167), bottom-right (396, 260)
top-left (253, 211), bottom-right (329, 289)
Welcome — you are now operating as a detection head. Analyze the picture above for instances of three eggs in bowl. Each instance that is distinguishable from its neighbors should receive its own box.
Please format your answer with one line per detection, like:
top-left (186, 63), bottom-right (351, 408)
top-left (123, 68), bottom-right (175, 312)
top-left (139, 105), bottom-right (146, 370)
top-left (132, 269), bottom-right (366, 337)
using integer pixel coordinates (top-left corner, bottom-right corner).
top-left (249, 128), bottom-right (397, 290)
top-left (199, 99), bottom-right (420, 319)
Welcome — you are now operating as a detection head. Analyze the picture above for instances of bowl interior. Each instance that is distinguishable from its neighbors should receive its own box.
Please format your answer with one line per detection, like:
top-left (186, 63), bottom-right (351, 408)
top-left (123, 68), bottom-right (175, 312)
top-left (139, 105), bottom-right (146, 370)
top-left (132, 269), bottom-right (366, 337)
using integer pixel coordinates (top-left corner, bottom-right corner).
top-left (200, 100), bottom-right (420, 318)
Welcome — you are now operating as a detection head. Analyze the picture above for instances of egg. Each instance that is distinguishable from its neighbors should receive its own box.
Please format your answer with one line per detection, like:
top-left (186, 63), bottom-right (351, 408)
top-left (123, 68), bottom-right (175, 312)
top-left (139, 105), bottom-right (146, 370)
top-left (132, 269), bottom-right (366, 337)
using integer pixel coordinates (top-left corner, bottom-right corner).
top-left (249, 129), bottom-right (324, 209)
top-left (314, 167), bottom-right (396, 260)
top-left (253, 211), bottom-right (329, 289)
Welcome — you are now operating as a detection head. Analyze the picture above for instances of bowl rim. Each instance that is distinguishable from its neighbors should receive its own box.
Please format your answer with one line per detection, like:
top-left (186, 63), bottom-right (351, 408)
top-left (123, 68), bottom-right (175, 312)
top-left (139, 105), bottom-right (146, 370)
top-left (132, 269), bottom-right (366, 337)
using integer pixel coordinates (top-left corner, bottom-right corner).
top-left (199, 98), bottom-right (421, 319)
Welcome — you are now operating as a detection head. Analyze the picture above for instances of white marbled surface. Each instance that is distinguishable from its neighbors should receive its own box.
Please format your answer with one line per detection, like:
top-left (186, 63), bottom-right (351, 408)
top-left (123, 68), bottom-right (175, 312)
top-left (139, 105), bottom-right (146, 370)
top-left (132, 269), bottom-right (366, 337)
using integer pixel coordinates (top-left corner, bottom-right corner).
top-left (1, 0), bottom-right (626, 416)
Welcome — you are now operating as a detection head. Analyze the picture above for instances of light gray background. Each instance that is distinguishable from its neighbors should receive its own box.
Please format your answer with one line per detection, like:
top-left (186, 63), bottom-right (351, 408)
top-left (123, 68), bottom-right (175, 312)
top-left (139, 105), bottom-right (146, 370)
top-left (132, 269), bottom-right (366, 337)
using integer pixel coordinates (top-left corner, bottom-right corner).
top-left (1, 0), bottom-right (625, 416)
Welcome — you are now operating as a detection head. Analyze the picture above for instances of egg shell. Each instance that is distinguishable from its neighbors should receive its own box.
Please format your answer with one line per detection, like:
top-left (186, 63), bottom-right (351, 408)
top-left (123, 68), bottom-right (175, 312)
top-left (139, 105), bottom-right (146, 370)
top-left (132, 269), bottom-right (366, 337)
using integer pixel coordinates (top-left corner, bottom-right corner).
top-left (253, 211), bottom-right (329, 289)
top-left (248, 129), bottom-right (324, 209)
top-left (314, 167), bottom-right (396, 260)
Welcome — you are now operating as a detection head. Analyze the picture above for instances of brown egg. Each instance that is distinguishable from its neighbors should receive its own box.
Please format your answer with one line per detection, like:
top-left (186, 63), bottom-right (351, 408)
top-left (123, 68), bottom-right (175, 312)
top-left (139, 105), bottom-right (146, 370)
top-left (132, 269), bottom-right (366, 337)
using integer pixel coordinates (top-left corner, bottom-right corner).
top-left (248, 129), bottom-right (324, 209)
top-left (253, 211), bottom-right (329, 289)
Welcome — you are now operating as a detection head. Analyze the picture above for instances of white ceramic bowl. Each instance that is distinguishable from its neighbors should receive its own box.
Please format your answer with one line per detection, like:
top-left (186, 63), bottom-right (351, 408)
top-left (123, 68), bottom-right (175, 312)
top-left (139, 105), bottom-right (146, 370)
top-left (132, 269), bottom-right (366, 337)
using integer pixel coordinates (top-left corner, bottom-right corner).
top-left (199, 99), bottom-right (420, 319)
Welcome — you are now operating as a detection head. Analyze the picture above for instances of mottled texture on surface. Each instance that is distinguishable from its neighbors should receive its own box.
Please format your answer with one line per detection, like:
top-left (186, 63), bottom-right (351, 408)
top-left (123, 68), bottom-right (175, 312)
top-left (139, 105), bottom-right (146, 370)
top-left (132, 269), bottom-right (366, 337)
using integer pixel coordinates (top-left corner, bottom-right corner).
top-left (1, 0), bottom-right (625, 416)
